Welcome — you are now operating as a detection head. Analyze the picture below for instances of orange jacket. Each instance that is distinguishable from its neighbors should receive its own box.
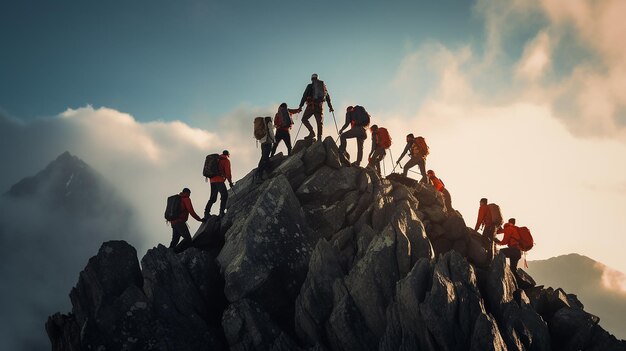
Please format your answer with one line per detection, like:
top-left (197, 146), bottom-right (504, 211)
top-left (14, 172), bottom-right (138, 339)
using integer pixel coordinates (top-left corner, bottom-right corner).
top-left (210, 155), bottom-right (232, 183)
top-left (171, 192), bottom-right (202, 225)
top-left (475, 203), bottom-right (492, 231)
top-left (429, 175), bottom-right (445, 192)
top-left (496, 223), bottom-right (520, 248)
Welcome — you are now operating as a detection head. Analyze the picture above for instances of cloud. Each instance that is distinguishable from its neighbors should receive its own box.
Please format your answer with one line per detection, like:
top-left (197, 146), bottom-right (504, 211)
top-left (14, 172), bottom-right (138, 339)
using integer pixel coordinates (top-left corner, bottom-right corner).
top-left (516, 31), bottom-right (552, 81)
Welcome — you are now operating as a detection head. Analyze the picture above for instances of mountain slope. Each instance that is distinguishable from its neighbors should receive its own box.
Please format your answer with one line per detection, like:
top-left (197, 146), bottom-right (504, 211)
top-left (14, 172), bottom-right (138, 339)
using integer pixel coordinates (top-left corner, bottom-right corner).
top-left (47, 139), bottom-right (625, 351)
top-left (0, 152), bottom-right (141, 351)
top-left (527, 254), bottom-right (626, 339)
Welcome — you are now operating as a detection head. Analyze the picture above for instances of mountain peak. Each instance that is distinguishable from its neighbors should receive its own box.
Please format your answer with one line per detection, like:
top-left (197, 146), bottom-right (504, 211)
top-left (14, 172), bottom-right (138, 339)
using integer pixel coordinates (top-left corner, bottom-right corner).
top-left (46, 138), bottom-right (626, 350)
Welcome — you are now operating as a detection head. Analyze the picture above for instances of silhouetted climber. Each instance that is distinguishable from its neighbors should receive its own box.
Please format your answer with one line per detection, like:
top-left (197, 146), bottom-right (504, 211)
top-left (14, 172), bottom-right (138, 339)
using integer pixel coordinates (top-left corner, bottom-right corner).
top-left (338, 106), bottom-right (368, 166)
top-left (367, 125), bottom-right (391, 176)
top-left (205, 150), bottom-right (233, 218)
top-left (396, 134), bottom-right (429, 182)
top-left (271, 103), bottom-right (300, 157)
top-left (168, 188), bottom-right (202, 250)
top-left (475, 198), bottom-right (503, 259)
top-left (298, 73), bottom-right (334, 141)
top-left (427, 169), bottom-right (453, 212)
top-left (256, 117), bottom-right (275, 180)
top-left (495, 218), bottom-right (522, 275)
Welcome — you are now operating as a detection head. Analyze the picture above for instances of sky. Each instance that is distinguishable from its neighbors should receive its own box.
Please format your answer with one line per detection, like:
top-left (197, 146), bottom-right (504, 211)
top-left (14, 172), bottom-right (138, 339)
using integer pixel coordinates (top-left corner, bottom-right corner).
top-left (1, 0), bottom-right (626, 298)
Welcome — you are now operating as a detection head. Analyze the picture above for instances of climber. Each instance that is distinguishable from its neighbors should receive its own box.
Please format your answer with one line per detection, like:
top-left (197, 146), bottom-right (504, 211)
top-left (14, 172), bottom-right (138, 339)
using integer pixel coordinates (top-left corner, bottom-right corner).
top-left (338, 106), bottom-right (367, 166)
top-left (271, 103), bottom-right (301, 157)
top-left (495, 218), bottom-right (522, 274)
top-left (298, 73), bottom-right (334, 141)
top-left (256, 116), bottom-right (275, 180)
top-left (427, 170), bottom-right (453, 212)
top-left (169, 188), bottom-right (202, 250)
top-left (475, 197), bottom-right (497, 259)
top-left (205, 150), bottom-right (233, 218)
top-left (366, 125), bottom-right (388, 176)
top-left (396, 134), bottom-right (428, 182)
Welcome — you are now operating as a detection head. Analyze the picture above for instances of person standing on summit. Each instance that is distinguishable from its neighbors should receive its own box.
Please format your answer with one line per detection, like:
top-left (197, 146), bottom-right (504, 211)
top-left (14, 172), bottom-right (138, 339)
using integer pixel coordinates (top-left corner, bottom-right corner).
top-left (205, 150), bottom-right (233, 218)
top-left (298, 73), bottom-right (334, 141)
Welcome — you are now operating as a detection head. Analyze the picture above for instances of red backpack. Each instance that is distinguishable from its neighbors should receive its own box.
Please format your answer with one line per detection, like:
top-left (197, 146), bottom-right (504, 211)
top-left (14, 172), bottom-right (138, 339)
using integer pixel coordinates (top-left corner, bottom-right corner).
top-left (516, 226), bottom-right (534, 251)
top-left (378, 128), bottom-right (392, 149)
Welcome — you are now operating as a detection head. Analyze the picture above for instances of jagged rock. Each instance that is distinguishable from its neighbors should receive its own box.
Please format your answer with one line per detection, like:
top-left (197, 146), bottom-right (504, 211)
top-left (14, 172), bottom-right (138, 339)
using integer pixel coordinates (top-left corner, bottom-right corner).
top-left (470, 313), bottom-right (507, 351)
top-left (428, 223), bottom-right (445, 240)
top-left (346, 190), bottom-right (373, 226)
top-left (355, 224), bottom-right (376, 260)
top-left (272, 148), bottom-right (307, 189)
top-left (483, 254), bottom-right (517, 318)
top-left (222, 299), bottom-right (302, 351)
top-left (550, 307), bottom-right (600, 350)
top-left (516, 268), bottom-right (536, 289)
top-left (294, 240), bottom-right (345, 346)
top-left (217, 175), bottom-right (319, 329)
top-left (443, 214), bottom-right (467, 241)
top-left (421, 251), bottom-right (486, 350)
top-left (452, 237), bottom-right (469, 257)
top-left (303, 140), bottom-right (327, 174)
top-left (296, 166), bottom-right (360, 204)
top-left (325, 280), bottom-right (378, 351)
top-left (142, 245), bottom-right (218, 349)
top-left (467, 231), bottom-right (491, 267)
top-left (330, 226), bottom-right (356, 270)
top-left (431, 237), bottom-right (454, 256)
top-left (371, 195), bottom-right (397, 231)
top-left (421, 205), bottom-right (447, 224)
top-left (526, 286), bottom-right (573, 322)
top-left (358, 170), bottom-right (373, 193)
top-left (323, 136), bottom-right (342, 169)
top-left (46, 313), bottom-right (80, 351)
top-left (305, 200), bottom-right (348, 240)
top-left (292, 138), bottom-right (315, 155)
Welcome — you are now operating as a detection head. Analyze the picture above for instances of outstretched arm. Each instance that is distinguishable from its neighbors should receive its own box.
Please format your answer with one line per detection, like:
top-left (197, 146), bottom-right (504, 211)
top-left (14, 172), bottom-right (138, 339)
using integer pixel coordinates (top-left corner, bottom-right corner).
top-left (299, 84), bottom-right (312, 108)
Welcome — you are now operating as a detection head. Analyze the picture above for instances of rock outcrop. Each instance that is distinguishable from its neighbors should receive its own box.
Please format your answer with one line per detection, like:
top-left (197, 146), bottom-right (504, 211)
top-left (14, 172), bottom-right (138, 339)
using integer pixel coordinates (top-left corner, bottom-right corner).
top-left (47, 138), bottom-right (626, 351)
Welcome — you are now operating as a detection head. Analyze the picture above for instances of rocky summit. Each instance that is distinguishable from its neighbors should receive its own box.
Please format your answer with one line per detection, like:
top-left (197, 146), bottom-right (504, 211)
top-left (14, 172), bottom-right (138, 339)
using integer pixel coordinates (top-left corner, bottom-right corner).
top-left (47, 138), bottom-right (626, 351)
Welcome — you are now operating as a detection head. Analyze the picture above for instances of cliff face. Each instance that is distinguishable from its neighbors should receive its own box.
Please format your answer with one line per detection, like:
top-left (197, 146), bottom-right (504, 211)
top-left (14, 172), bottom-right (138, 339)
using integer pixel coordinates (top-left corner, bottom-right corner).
top-left (46, 138), bottom-right (626, 351)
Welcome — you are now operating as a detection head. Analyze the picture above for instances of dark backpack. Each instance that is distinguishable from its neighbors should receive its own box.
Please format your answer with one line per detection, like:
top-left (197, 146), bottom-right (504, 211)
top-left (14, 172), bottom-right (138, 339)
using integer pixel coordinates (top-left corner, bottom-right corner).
top-left (312, 80), bottom-right (327, 102)
top-left (352, 105), bottom-right (370, 127)
top-left (278, 108), bottom-right (293, 128)
top-left (164, 195), bottom-right (182, 222)
top-left (203, 154), bottom-right (221, 178)
top-left (488, 203), bottom-right (504, 227)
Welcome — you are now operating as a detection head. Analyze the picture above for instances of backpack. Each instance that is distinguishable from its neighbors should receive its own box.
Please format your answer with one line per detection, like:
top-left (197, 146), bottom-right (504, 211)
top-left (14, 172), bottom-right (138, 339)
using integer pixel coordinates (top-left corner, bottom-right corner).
top-left (411, 137), bottom-right (429, 158)
top-left (488, 203), bottom-right (504, 226)
top-left (254, 117), bottom-right (267, 140)
top-left (516, 226), bottom-right (534, 251)
top-left (312, 80), bottom-right (327, 102)
top-left (352, 105), bottom-right (370, 127)
top-left (278, 108), bottom-right (293, 128)
top-left (377, 127), bottom-right (392, 149)
top-left (203, 154), bottom-right (221, 178)
top-left (164, 195), bottom-right (182, 222)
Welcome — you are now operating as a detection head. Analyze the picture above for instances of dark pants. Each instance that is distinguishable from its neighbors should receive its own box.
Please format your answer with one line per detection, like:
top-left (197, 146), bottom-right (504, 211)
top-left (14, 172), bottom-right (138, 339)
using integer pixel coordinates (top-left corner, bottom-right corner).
top-left (441, 188), bottom-right (453, 212)
top-left (339, 127), bottom-right (366, 165)
top-left (302, 103), bottom-right (323, 140)
top-left (257, 142), bottom-right (273, 177)
top-left (368, 147), bottom-right (386, 175)
top-left (483, 224), bottom-right (497, 260)
top-left (403, 156), bottom-right (426, 180)
top-left (271, 129), bottom-right (292, 156)
top-left (500, 247), bottom-right (522, 273)
top-left (205, 182), bottom-right (228, 216)
top-left (170, 222), bottom-right (192, 249)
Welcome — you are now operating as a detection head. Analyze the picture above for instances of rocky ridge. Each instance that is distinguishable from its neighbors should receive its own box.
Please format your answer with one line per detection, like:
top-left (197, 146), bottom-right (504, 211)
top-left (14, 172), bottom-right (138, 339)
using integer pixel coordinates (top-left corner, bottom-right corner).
top-left (46, 138), bottom-right (626, 350)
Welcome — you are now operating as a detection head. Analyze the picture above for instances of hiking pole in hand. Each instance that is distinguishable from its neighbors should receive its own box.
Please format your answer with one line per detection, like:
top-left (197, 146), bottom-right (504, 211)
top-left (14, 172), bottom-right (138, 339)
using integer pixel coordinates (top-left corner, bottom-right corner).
top-left (294, 112), bottom-right (303, 140)
top-left (331, 110), bottom-right (340, 137)
top-left (389, 149), bottom-right (398, 173)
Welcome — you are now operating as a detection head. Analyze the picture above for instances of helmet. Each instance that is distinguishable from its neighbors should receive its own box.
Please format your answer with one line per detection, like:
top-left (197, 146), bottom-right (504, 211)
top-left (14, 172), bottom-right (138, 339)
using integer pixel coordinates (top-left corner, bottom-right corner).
top-left (427, 170), bottom-right (435, 176)
top-left (222, 150), bottom-right (230, 156)
top-left (311, 73), bottom-right (318, 79)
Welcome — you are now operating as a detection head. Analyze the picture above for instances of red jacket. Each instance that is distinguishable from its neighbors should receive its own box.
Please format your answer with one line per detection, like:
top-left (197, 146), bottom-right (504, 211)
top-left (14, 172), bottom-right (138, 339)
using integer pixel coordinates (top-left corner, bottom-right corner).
top-left (475, 204), bottom-right (492, 231)
top-left (210, 154), bottom-right (232, 183)
top-left (171, 192), bottom-right (202, 225)
top-left (274, 108), bottom-right (299, 132)
top-left (496, 223), bottom-right (520, 249)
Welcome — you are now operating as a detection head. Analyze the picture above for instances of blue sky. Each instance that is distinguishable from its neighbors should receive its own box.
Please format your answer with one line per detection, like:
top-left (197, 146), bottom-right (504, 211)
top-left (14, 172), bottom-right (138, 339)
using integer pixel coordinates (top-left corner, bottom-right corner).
top-left (1, 0), bottom-right (484, 122)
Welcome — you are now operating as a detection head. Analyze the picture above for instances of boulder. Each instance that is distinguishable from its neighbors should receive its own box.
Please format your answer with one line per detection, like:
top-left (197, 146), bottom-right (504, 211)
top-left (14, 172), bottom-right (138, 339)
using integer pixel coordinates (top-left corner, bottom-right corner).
top-left (296, 166), bottom-right (360, 205)
top-left (442, 215), bottom-right (467, 241)
top-left (550, 307), bottom-right (600, 351)
top-left (294, 240), bottom-right (345, 345)
top-left (303, 140), bottom-right (327, 174)
top-left (304, 200), bottom-right (348, 240)
top-left (469, 313), bottom-right (507, 351)
top-left (217, 175), bottom-right (319, 328)
top-left (271, 148), bottom-right (307, 189)
top-left (323, 136), bottom-right (342, 169)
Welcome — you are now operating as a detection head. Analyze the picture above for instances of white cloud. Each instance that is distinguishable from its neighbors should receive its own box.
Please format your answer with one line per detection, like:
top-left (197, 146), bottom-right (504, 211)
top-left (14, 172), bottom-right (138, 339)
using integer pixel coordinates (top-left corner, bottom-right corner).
top-left (516, 31), bottom-right (552, 81)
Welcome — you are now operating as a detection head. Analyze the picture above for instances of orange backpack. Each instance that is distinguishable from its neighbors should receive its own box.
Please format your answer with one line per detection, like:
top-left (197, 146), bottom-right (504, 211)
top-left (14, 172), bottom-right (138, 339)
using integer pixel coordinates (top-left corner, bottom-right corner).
top-left (516, 226), bottom-right (534, 251)
top-left (411, 136), bottom-right (429, 158)
top-left (378, 128), bottom-right (392, 149)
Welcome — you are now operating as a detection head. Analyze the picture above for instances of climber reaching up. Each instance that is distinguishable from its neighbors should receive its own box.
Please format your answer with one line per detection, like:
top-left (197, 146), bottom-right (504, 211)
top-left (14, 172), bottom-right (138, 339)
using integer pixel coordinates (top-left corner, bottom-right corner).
top-left (396, 133), bottom-right (428, 182)
top-left (338, 105), bottom-right (370, 166)
top-left (366, 125), bottom-right (391, 176)
top-left (495, 218), bottom-right (522, 275)
top-left (427, 169), bottom-right (453, 212)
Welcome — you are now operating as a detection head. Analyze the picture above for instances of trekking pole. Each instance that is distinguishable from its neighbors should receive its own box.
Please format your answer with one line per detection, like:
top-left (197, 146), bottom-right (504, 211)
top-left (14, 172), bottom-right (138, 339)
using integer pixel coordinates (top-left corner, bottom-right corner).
top-left (382, 157), bottom-right (386, 176)
top-left (331, 110), bottom-right (340, 137)
top-left (294, 112), bottom-right (303, 140)
top-left (389, 149), bottom-right (397, 173)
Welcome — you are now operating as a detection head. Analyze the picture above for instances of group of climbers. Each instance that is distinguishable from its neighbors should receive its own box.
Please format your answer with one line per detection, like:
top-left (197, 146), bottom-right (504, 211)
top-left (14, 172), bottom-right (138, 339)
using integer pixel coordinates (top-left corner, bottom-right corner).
top-left (163, 72), bottom-right (535, 275)
top-left (475, 198), bottom-right (534, 274)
